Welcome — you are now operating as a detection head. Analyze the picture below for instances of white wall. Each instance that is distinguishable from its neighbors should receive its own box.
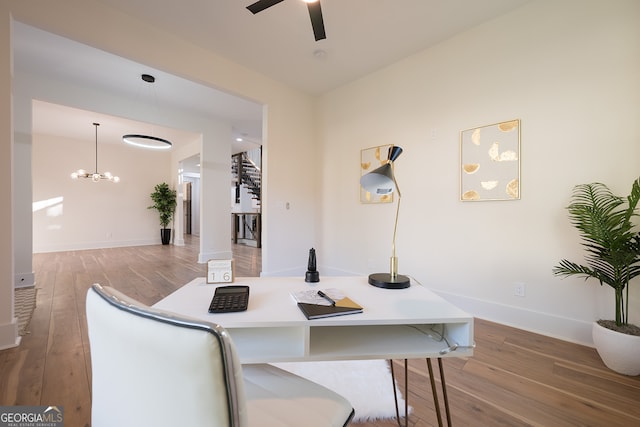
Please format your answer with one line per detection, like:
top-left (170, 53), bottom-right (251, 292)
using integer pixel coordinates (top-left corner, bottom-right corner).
top-left (32, 132), bottom-right (170, 251)
top-left (318, 0), bottom-right (640, 345)
top-left (198, 122), bottom-right (234, 262)
top-left (172, 141), bottom-right (202, 246)
top-left (0, 15), bottom-right (18, 349)
top-left (1, 0), bottom-right (318, 348)
top-left (17, 68), bottom-right (231, 258)
top-left (11, 0), bottom-right (638, 350)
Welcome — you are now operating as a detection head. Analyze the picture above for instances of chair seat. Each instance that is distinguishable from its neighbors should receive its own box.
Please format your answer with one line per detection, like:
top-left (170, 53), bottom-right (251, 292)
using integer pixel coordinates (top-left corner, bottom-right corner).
top-left (244, 364), bottom-right (354, 427)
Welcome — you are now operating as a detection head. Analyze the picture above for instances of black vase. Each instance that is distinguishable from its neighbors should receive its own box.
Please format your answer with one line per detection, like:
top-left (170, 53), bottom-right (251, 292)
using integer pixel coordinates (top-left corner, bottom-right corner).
top-left (160, 228), bottom-right (171, 245)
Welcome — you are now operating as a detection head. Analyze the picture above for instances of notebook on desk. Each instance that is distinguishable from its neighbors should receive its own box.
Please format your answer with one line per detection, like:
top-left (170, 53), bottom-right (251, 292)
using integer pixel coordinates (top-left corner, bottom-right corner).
top-left (292, 288), bottom-right (363, 320)
top-left (296, 302), bottom-right (363, 319)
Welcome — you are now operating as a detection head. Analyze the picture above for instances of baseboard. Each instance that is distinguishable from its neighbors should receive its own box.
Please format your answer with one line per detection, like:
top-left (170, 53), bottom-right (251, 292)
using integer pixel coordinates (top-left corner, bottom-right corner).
top-left (433, 289), bottom-right (594, 347)
top-left (33, 239), bottom-right (158, 253)
top-left (235, 239), bottom-right (259, 248)
top-left (0, 318), bottom-right (20, 350)
top-left (261, 264), bottom-right (361, 278)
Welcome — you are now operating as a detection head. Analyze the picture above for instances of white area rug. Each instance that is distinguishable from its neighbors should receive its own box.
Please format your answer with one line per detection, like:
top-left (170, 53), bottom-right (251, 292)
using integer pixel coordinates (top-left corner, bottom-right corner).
top-left (273, 360), bottom-right (410, 422)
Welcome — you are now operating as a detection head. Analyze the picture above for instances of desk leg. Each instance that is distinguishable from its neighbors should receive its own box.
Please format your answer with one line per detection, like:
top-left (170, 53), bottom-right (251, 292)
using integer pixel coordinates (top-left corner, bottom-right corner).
top-left (427, 359), bottom-right (443, 426)
top-left (389, 360), bottom-right (408, 427)
top-left (390, 359), bottom-right (452, 427)
top-left (426, 358), bottom-right (452, 427)
top-left (438, 358), bottom-right (452, 426)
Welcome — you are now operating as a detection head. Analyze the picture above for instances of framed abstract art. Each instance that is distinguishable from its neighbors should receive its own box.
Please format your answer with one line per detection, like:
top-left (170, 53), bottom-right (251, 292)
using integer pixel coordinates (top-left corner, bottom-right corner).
top-left (460, 119), bottom-right (521, 201)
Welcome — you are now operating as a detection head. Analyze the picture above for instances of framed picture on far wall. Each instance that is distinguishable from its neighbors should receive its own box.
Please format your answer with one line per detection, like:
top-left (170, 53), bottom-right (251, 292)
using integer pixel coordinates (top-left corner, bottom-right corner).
top-left (460, 119), bottom-right (521, 201)
top-left (360, 144), bottom-right (394, 203)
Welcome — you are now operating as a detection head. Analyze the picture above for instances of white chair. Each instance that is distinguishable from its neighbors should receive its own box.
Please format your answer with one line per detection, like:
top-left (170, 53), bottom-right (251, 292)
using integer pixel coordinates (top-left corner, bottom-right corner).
top-left (86, 283), bottom-right (354, 427)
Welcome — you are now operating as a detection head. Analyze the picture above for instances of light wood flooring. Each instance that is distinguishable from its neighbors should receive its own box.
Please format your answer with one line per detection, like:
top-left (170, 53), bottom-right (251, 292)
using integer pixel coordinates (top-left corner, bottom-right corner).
top-left (1, 237), bottom-right (639, 427)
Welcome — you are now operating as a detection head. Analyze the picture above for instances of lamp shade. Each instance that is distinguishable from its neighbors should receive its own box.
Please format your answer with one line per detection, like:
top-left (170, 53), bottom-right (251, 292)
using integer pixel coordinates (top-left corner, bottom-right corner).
top-left (360, 163), bottom-right (395, 195)
top-left (359, 146), bottom-right (402, 195)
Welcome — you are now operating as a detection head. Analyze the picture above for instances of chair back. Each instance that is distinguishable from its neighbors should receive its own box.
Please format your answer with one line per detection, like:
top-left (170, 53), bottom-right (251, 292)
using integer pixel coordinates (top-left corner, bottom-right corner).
top-left (86, 283), bottom-right (247, 427)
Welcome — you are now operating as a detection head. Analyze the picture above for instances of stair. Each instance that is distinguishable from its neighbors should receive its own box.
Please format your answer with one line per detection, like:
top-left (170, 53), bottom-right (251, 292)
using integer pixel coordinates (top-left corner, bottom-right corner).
top-left (232, 151), bottom-right (261, 203)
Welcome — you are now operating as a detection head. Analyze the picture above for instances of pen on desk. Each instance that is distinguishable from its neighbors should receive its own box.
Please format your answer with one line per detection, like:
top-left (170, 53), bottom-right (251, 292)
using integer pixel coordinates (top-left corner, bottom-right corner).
top-left (317, 290), bottom-right (336, 306)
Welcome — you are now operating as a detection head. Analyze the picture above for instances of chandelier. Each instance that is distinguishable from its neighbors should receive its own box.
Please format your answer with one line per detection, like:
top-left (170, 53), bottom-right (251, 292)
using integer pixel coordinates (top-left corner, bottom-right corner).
top-left (71, 122), bottom-right (120, 183)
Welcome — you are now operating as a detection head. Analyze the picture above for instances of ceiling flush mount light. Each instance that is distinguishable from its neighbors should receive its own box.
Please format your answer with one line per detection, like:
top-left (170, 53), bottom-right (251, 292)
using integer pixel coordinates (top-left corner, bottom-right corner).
top-left (313, 49), bottom-right (327, 59)
top-left (359, 145), bottom-right (410, 289)
top-left (122, 74), bottom-right (173, 150)
top-left (71, 123), bottom-right (120, 183)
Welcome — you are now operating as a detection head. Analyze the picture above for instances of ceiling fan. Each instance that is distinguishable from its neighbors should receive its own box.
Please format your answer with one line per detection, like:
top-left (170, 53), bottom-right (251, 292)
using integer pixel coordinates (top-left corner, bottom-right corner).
top-left (246, 0), bottom-right (326, 41)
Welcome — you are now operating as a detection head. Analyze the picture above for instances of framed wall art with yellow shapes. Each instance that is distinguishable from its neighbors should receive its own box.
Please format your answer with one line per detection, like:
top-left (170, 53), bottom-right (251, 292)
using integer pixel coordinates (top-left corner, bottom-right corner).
top-left (460, 119), bottom-right (521, 201)
top-left (360, 144), bottom-right (393, 203)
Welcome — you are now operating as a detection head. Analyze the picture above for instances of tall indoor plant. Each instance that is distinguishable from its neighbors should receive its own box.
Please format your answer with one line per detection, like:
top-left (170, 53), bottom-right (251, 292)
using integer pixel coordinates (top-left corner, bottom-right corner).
top-left (148, 182), bottom-right (177, 245)
top-left (553, 177), bottom-right (640, 375)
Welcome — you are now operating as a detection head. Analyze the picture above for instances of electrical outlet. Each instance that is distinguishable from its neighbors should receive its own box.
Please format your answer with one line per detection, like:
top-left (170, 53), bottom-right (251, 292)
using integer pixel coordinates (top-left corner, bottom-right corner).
top-left (513, 282), bottom-right (526, 297)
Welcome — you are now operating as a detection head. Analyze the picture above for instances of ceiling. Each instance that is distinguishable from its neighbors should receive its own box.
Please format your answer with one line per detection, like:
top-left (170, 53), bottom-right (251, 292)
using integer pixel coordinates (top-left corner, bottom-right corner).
top-left (14, 21), bottom-right (264, 156)
top-left (98, 0), bottom-right (531, 95)
top-left (12, 0), bottom-right (531, 163)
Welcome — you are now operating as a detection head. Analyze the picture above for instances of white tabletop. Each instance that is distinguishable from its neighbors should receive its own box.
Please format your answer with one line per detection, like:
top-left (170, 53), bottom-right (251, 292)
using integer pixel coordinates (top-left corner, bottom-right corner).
top-left (154, 276), bottom-right (474, 362)
top-left (155, 276), bottom-right (469, 326)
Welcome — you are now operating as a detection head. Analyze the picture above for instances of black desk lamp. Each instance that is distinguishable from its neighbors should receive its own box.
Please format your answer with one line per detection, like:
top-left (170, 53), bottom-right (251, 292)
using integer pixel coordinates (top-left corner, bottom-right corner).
top-left (359, 146), bottom-right (410, 289)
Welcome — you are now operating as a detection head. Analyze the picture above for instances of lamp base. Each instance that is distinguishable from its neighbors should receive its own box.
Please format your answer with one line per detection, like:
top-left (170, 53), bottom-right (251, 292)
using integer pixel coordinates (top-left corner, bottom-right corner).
top-left (368, 273), bottom-right (410, 289)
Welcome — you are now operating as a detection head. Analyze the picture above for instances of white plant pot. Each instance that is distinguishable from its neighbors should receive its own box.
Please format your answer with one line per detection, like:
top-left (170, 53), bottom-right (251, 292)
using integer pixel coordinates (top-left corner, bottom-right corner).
top-left (592, 321), bottom-right (640, 376)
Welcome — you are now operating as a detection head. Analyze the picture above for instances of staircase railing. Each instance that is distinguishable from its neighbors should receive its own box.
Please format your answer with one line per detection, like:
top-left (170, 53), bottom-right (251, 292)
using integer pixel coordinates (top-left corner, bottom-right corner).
top-left (232, 151), bottom-right (261, 203)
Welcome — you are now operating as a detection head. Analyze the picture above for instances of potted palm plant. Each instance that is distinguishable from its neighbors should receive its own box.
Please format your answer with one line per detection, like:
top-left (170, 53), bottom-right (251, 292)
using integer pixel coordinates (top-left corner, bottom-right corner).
top-left (148, 182), bottom-right (177, 245)
top-left (553, 177), bottom-right (640, 375)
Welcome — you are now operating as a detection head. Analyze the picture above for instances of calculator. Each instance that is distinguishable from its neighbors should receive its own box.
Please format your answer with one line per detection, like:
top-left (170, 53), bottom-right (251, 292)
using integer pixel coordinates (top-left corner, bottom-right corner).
top-left (208, 285), bottom-right (250, 313)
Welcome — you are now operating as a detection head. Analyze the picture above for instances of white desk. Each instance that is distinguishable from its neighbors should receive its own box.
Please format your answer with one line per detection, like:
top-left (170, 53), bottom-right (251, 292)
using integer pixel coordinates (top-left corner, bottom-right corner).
top-left (154, 276), bottom-right (474, 364)
top-left (155, 276), bottom-right (473, 426)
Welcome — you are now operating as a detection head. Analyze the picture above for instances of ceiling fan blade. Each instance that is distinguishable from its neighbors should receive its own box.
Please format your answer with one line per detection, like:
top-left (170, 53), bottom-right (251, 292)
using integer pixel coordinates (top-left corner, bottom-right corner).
top-left (307, 1), bottom-right (326, 41)
top-left (246, 0), bottom-right (285, 14)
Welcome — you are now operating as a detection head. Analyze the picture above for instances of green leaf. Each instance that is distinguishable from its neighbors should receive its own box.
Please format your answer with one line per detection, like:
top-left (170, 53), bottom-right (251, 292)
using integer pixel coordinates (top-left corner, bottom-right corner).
top-left (148, 182), bottom-right (177, 228)
top-left (553, 178), bottom-right (640, 327)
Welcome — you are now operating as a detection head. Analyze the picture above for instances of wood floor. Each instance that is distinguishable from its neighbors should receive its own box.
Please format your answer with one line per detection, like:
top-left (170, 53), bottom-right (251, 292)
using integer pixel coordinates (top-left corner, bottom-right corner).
top-left (1, 237), bottom-right (639, 427)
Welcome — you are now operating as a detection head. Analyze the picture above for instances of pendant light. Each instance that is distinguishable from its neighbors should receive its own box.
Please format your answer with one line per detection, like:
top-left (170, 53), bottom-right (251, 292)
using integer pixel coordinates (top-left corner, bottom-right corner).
top-left (71, 123), bottom-right (120, 183)
top-left (122, 74), bottom-right (172, 150)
